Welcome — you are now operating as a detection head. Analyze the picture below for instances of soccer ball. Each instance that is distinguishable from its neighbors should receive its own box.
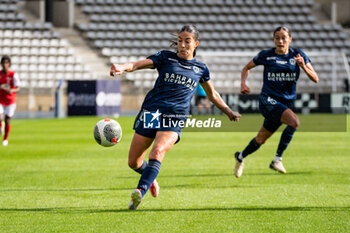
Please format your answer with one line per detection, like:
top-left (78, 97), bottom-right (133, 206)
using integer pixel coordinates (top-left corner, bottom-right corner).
top-left (94, 118), bottom-right (122, 147)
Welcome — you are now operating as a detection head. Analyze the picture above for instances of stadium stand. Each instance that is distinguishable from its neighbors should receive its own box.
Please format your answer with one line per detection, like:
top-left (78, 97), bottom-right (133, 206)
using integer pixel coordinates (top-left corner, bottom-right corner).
top-left (0, 0), bottom-right (94, 90)
top-left (0, 0), bottom-right (349, 96)
top-left (74, 0), bottom-right (350, 94)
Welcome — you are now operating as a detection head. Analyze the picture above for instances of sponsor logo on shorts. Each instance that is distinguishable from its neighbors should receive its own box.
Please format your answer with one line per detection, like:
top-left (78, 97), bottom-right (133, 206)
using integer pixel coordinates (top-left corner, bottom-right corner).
top-left (267, 96), bottom-right (277, 105)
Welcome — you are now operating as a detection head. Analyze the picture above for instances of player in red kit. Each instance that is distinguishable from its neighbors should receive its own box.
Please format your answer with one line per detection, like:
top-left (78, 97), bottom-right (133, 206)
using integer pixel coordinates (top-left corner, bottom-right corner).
top-left (0, 56), bottom-right (21, 146)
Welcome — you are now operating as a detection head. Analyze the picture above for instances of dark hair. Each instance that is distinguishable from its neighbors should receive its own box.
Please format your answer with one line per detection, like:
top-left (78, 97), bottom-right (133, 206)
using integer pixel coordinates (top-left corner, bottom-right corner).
top-left (171, 24), bottom-right (199, 57)
top-left (1, 55), bottom-right (11, 64)
top-left (273, 26), bottom-right (291, 37)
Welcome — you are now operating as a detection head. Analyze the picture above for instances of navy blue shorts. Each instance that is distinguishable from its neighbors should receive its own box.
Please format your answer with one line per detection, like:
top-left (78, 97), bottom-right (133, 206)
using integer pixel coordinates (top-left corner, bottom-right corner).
top-left (133, 109), bottom-right (182, 143)
top-left (259, 94), bottom-right (293, 132)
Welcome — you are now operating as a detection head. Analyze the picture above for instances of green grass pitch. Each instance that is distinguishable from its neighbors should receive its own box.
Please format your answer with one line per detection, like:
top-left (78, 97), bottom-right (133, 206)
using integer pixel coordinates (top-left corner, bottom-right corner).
top-left (0, 115), bottom-right (349, 232)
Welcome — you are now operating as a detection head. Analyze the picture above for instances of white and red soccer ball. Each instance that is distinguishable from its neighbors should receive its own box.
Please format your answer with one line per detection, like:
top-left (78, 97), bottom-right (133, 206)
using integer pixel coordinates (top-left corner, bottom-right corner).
top-left (94, 118), bottom-right (122, 147)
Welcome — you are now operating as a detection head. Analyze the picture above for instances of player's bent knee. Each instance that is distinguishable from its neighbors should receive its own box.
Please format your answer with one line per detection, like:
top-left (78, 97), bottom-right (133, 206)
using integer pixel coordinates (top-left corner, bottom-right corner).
top-left (128, 159), bottom-right (139, 169)
top-left (255, 134), bottom-right (269, 144)
top-left (255, 137), bottom-right (267, 145)
top-left (290, 118), bottom-right (300, 129)
top-left (149, 148), bottom-right (164, 161)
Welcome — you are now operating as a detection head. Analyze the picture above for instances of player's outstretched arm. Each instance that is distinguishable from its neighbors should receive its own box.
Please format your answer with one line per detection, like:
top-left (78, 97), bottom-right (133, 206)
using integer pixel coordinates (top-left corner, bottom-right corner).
top-left (294, 54), bottom-right (319, 83)
top-left (240, 59), bottom-right (256, 94)
top-left (110, 59), bottom-right (154, 76)
top-left (201, 81), bottom-right (241, 122)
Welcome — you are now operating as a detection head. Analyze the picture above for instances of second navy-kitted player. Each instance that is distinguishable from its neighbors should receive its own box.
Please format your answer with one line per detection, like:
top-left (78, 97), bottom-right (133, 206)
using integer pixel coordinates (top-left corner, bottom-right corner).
top-left (234, 26), bottom-right (319, 177)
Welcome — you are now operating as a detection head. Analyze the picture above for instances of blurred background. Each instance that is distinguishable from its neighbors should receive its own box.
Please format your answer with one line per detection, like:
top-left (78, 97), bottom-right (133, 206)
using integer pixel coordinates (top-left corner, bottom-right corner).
top-left (1, 0), bottom-right (350, 118)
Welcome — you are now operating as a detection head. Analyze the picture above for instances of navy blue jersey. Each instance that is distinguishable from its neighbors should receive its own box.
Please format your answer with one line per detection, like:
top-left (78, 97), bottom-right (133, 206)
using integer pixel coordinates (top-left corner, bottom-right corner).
top-left (142, 50), bottom-right (210, 115)
top-left (253, 48), bottom-right (311, 100)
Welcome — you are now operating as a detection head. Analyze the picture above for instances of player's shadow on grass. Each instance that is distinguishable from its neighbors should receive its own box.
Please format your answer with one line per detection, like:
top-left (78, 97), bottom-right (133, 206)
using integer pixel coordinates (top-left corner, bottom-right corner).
top-left (162, 184), bottom-right (258, 189)
top-left (161, 171), bottom-right (315, 178)
top-left (0, 187), bottom-right (132, 192)
top-left (162, 173), bottom-right (234, 177)
top-left (246, 171), bottom-right (314, 176)
top-left (120, 206), bottom-right (350, 213)
top-left (0, 183), bottom-right (257, 192)
top-left (0, 206), bottom-right (348, 213)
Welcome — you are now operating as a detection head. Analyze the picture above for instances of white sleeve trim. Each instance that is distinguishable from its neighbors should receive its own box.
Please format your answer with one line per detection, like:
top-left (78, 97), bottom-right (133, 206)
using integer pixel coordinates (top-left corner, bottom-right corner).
top-left (13, 73), bottom-right (21, 87)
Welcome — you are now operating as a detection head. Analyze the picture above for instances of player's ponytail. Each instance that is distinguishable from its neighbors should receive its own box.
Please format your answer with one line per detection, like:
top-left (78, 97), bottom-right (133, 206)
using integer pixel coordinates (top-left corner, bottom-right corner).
top-left (171, 24), bottom-right (199, 57)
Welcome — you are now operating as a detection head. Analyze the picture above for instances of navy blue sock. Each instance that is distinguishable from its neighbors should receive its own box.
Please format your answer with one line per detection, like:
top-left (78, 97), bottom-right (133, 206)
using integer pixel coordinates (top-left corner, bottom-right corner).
top-left (241, 138), bottom-right (261, 159)
top-left (137, 159), bottom-right (161, 197)
top-left (133, 160), bottom-right (148, 175)
top-left (276, 126), bottom-right (297, 158)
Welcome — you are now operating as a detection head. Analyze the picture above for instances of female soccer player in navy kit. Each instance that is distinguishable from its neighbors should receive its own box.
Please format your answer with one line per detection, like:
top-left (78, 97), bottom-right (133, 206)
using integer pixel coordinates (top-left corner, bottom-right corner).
top-left (110, 25), bottom-right (241, 210)
top-left (234, 26), bottom-right (319, 178)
